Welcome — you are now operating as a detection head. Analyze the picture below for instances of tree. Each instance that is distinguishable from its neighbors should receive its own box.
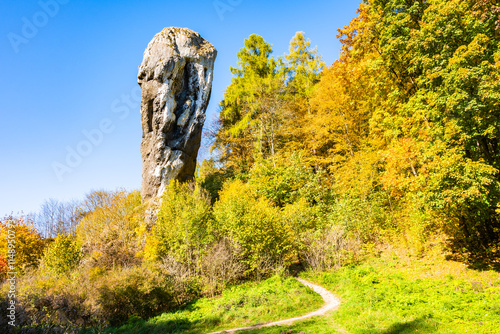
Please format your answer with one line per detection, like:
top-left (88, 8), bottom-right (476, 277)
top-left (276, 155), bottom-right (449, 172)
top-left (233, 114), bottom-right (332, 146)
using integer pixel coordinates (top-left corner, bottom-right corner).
top-left (248, 152), bottom-right (325, 208)
top-left (214, 34), bottom-right (285, 171)
top-left (36, 198), bottom-right (80, 238)
top-left (144, 181), bottom-right (212, 275)
top-left (213, 179), bottom-right (296, 273)
top-left (41, 234), bottom-right (82, 274)
top-left (308, 58), bottom-right (373, 173)
top-left (75, 190), bottom-right (145, 267)
top-left (337, 0), bottom-right (500, 257)
top-left (286, 32), bottom-right (324, 97)
top-left (281, 32), bottom-right (325, 153)
top-left (0, 216), bottom-right (45, 271)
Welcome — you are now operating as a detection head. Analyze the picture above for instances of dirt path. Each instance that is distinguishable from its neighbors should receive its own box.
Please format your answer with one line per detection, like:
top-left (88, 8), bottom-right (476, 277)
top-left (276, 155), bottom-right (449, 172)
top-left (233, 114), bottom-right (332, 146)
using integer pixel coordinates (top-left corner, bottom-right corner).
top-left (207, 278), bottom-right (342, 334)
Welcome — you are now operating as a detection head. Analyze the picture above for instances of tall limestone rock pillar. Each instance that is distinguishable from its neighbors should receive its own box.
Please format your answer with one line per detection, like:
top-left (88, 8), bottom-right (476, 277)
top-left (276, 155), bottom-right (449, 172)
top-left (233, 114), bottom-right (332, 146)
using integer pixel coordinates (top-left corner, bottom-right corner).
top-left (138, 28), bottom-right (217, 201)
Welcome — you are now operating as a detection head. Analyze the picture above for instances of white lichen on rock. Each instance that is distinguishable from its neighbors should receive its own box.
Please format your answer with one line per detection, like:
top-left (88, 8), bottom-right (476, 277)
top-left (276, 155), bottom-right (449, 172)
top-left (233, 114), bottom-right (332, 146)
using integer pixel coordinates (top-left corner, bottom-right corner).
top-left (138, 27), bottom-right (217, 200)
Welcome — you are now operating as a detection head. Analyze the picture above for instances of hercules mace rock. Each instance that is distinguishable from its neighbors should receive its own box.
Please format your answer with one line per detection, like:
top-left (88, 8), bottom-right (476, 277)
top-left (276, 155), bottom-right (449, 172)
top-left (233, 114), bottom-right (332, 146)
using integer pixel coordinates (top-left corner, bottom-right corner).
top-left (138, 28), bottom-right (217, 201)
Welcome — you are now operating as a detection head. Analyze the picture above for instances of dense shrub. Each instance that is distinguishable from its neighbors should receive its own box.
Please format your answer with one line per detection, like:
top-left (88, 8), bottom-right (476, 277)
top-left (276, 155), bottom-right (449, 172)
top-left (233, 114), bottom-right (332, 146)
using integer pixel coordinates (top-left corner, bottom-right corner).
top-left (41, 234), bottom-right (82, 274)
top-left (197, 158), bottom-right (229, 203)
top-left (0, 216), bottom-right (45, 272)
top-left (144, 181), bottom-right (212, 270)
top-left (248, 153), bottom-right (327, 207)
top-left (213, 179), bottom-right (296, 274)
top-left (0, 270), bottom-right (95, 330)
top-left (0, 264), bottom-right (177, 329)
top-left (76, 190), bottom-right (145, 268)
top-left (95, 266), bottom-right (176, 326)
top-left (327, 195), bottom-right (386, 242)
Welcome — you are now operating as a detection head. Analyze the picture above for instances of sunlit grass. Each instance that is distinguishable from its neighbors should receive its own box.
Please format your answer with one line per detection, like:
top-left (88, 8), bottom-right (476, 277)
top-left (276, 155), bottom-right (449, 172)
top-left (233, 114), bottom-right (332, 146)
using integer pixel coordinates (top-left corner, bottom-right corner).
top-left (100, 250), bottom-right (500, 334)
top-left (103, 275), bottom-right (323, 334)
top-left (294, 252), bottom-right (500, 334)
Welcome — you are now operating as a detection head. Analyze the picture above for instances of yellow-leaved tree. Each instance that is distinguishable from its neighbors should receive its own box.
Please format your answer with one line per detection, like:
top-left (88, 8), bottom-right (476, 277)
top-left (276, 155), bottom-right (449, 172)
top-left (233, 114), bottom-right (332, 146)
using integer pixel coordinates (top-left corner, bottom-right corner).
top-left (75, 190), bottom-right (145, 268)
top-left (0, 216), bottom-right (45, 273)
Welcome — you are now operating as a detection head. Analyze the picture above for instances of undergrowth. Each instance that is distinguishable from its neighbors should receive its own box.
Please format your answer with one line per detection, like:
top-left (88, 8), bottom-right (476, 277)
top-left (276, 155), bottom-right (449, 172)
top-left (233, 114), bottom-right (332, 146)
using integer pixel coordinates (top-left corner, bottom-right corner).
top-left (102, 275), bottom-right (323, 334)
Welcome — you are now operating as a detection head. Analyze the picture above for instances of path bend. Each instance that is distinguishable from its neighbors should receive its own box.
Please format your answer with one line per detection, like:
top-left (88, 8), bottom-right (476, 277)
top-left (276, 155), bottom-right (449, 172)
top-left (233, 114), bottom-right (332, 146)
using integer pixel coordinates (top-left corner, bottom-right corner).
top-left (207, 278), bottom-right (341, 334)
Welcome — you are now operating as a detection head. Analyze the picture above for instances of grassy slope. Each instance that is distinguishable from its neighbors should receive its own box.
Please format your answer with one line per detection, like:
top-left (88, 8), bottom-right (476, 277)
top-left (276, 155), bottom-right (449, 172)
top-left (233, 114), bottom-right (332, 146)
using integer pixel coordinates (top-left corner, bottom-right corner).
top-left (239, 249), bottom-right (500, 334)
top-left (104, 248), bottom-right (500, 334)
top-left (104, 275), bottom-right (323, 334)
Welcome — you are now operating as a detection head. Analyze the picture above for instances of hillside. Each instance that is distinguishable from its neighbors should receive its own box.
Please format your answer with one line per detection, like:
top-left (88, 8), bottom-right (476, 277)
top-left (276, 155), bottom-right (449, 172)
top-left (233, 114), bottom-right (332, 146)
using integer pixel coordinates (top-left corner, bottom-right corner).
top-left (2, 0), bottom-right (500, 333)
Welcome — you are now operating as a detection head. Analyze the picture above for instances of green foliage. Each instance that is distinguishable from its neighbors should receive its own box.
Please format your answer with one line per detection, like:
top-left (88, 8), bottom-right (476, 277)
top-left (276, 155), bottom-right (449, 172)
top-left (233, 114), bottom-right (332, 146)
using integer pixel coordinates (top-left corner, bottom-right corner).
top-left (298, 0), bottom-right (500, 259)
top-left (196, 158), bottom-right (228, 203)
top-left (214, 34), bottom-right (281, 171)
top-left (214, 32), bottom-right (324, 173)
top-left (210, 154), bottom-right (362, 273)
top-left (213, 179), bottom-right (296, 273)
top-left (42, 234), bottom-right (82, 274)
top-left (248, 152), bottom-right (326, 207)
top-left (373, 0), bottom-right (500, 257)
top-left (144, 181), bottom-right (212, 270)
top-left (285, 31), bottom-right (324, 100)
top-left (327, 194), bottom-right (387, 242)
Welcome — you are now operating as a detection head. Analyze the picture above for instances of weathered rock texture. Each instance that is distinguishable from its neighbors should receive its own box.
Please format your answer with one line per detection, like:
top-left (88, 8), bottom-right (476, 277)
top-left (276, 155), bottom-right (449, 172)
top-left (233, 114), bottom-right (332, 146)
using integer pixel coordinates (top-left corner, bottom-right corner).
top-left (138, 27), bottom-right (217, 200)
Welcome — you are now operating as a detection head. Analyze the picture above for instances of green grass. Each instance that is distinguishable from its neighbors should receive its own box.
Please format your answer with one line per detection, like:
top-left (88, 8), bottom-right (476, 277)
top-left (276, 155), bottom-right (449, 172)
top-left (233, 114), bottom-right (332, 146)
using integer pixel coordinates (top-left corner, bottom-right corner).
top-left (101, 254), bottom-right (500, 334)
top-left (237, 317), bottom-right (346, 334)
top-left (103, 275), bottom-right (324, 334)
top-left (251, 257), bottom-right (500, 334)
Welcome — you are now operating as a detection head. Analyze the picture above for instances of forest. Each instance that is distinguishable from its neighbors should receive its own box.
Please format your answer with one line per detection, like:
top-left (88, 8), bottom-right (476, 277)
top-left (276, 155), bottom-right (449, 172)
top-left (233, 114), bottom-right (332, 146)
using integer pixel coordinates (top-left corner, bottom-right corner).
top-left (1, 0), bottom-right (500, 333)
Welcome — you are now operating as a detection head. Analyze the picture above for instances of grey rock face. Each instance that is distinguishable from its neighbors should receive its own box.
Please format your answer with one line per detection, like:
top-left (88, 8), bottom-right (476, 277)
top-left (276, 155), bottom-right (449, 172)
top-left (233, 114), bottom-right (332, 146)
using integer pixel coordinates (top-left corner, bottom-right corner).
top-left (138, 27), bottom-right (217, 201)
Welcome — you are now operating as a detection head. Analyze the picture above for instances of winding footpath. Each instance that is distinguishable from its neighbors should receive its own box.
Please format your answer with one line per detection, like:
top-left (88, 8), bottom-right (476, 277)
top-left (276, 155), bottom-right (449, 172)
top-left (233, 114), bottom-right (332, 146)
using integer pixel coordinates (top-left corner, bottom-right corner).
top-left (207, 278), bottom-right (342, 334)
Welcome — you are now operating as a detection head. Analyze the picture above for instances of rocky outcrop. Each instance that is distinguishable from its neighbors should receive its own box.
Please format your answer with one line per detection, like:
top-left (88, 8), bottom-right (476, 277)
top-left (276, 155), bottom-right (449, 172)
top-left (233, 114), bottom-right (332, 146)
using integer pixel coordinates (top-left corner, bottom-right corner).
top-left (138, 27), bottom-right (217, 201)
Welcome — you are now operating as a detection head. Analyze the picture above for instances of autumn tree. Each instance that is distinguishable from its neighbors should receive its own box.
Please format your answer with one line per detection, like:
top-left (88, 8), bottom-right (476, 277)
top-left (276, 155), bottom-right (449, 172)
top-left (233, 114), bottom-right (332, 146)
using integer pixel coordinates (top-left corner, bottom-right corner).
top-left (75, 190), bottom-right (145, 267)
top-left (210, 0), bottom-right (500, 261)
top-left (214, 34), bottom-right (288, 172)
top-left (41, 234), bottom-right (82, 274)
top-left (0, 216), bottom-right (45, 271)
top-left (281, 32), bottom-right (325, 153)
top-left (335, 0), bottom-right (500, 257)
top-left (144, 181), bottom-right (212, 274)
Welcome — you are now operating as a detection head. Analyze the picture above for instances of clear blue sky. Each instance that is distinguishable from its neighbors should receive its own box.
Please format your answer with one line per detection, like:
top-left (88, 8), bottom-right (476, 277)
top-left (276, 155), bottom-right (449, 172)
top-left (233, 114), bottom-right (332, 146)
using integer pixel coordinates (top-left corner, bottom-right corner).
top-left (0, 0), bottom-right (361, 217)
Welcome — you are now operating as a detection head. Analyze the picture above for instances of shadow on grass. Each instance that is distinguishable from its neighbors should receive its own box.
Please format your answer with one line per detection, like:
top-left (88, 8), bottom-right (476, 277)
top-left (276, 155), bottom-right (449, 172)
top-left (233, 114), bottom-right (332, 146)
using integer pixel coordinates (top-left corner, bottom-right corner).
top-left (380, 317), bottom-right (437, 334)
top-left (467, 257), bottom-right (500, 273)
top-left (104, 319), bottom-right (196, 334)
top-left (446, 251), bottom-right (500, 273)
top-left (102, 314), bottom-right (226, 334)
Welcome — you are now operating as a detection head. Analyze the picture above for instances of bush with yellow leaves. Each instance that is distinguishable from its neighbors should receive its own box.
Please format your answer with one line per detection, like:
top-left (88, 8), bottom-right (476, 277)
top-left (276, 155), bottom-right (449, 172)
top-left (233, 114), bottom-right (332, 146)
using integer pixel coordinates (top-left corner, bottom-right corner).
top-left (76, 190), bottom-right (145, 268)
top-left (0, 216), bottom-right (45, 273)
top-left (41, 234), bottom-right (82, 274)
